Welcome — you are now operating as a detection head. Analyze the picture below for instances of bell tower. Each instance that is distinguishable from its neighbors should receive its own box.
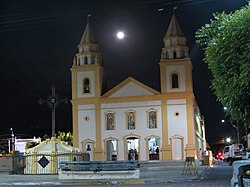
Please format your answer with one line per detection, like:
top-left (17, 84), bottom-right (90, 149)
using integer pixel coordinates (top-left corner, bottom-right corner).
top-left (71, 18), bottom-right (103, 152)
top-left (71, 19), bottom-right (103, 100)
top-left (159, 13), bottom-right (193, 94)
top-left (160, 12), bottom-right (196, 159)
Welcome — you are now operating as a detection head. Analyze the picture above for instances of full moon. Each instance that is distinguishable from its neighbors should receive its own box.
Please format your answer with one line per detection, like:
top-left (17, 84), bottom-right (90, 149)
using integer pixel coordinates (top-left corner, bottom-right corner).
top-left (116, 31), bottom-right (125, 39)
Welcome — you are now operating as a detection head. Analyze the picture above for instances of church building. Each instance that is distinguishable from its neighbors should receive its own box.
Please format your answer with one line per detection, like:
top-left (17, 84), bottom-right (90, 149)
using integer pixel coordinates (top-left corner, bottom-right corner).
top-left (70, 14), bottom-right (206, 161)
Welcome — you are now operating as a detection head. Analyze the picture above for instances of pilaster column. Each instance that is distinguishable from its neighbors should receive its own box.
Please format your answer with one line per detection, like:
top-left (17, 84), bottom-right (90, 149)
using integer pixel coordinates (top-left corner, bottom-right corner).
top-left (72, 104), bottom-right (79, 148)
top-left (161, 99), bottom-right (172, 160)
top-left (50, 151), bottom-right (57, 174)
top-left (31, 152), bottom-right (37, 174)
top-left (185, 97), bottom-right (196, 157)
top-left (94, 103), bottom-right (103, 160)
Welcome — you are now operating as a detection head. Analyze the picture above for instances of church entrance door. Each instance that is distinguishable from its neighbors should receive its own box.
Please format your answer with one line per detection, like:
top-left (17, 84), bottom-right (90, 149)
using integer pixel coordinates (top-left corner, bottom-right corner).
top-left (106, 139), bottom-right (117, 161)
top-left (148, 137), bottom-right (159, 160)
top-left (172, 138), bottom-right (182, 160)
top-left (126, 137), bottom-right (139, 160)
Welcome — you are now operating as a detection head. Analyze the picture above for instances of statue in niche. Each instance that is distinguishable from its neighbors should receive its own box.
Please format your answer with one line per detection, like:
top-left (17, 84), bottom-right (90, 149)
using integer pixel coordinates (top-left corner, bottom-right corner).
top-left (86, 144), bottom-right (91, 151)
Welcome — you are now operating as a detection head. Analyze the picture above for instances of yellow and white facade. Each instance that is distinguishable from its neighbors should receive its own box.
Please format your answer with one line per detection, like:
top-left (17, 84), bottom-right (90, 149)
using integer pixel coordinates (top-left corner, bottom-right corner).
top-left (70, 14), bottom-right (206, 161)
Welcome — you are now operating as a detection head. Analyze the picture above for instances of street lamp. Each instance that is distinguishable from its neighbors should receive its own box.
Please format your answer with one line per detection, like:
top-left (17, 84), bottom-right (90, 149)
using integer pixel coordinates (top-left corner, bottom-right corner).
top-left (10, 128), bottom-right (15, 173)
top-left (10, 128), bottom-right (15, 153)
top-left (222, 119), bottom-right (240, 144)
top-left (226, 137), bottom-right (231, 144)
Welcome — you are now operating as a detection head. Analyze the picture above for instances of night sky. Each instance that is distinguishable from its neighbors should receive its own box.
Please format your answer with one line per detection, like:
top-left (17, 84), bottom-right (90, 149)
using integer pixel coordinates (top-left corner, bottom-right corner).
top-left (0, 0), bottom-right (248, 149)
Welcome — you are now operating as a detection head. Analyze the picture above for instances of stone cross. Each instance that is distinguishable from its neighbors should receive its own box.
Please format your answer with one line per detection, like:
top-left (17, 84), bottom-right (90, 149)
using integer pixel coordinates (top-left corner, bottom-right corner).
top-left (38, 85), bottom-right (68, 137)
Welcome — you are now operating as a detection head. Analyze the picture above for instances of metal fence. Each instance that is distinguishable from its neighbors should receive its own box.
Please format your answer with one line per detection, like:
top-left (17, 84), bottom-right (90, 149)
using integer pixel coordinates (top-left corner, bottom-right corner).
top-left (7, 152), bottom-right (26, 174)
top-left (12, 152), bottom-right (88, 175)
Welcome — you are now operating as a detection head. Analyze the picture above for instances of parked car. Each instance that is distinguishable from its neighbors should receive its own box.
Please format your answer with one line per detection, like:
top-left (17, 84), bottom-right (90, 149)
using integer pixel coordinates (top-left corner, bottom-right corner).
top-left (237, 164), bottom-right (250, 187)
top-left (224, 144), bottom-right (244, 165)
top-left (231, 160), bottom-right (250, 187)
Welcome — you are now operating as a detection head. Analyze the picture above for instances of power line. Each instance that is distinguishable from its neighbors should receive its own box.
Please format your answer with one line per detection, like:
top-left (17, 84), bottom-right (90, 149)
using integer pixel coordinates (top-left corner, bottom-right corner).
top-left (0, 0), bottom-right (215, 32)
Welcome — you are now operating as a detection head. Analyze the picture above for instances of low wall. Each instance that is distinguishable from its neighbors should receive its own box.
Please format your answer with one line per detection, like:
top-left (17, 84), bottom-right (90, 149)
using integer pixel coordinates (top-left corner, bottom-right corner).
top-left (59, 160), bottom-right (140, 180)
top-left (59, 169), bottom-right (140, 180)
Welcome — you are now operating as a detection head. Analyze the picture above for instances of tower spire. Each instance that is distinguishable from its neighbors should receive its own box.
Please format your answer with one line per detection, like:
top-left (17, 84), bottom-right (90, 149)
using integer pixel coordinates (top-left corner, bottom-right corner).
top-left (87, 13), bottom-right (91, 22)
top-left (173, 6), bottom-right (177, 15)
top-left (79, 14), bottom-right (96, 45)
top-left (161, 11), bottom-right (189, 60)
top-left (73, 15), bottom-right (102, 66)
top-left (165, 8), bottom-right (184, 38)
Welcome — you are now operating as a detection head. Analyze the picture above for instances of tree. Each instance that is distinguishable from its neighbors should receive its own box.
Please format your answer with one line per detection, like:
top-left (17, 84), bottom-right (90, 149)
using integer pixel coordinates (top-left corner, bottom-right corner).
top-left (42, 131), bottom-right (73, 146)
top-left (56, 131), bottom-right (73, 146)
top-left (196, 3), bottom-right (250, 126)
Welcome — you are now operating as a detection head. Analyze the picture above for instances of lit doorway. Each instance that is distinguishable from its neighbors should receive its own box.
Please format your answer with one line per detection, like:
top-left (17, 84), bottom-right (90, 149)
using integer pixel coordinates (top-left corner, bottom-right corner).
top-left (148, 137), bottom-right (159, 160)
top-left (106, 139), bottom-right (117, 161)
top-left (126, 137), bottom-right (139, 160)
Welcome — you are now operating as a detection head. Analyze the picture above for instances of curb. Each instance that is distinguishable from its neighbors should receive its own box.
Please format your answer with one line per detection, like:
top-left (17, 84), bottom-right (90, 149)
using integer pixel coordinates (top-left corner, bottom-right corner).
top-left (62, 179), bottom-right (145, 185)
top-left (0, 180), bottom-right (145, 186)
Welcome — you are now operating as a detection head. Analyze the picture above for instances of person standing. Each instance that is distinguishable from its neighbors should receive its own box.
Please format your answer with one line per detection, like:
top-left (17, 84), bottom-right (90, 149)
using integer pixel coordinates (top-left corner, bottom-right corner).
top-left (156, 147), bottom-right (159, 154)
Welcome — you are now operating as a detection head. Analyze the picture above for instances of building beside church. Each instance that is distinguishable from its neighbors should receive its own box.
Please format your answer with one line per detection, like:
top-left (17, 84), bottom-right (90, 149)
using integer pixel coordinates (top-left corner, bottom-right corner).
top-left (70, 14), bottom-right (206, 161)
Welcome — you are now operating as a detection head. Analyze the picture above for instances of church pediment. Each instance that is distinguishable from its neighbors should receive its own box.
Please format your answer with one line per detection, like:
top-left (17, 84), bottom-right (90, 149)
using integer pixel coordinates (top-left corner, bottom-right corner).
top-left (102, 77), bottom-right (159, 98)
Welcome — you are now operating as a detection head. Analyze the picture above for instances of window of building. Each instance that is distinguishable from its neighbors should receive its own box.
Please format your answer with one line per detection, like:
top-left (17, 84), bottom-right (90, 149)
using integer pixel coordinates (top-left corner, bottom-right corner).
top-left (173, 51), bottom-right (177, 59)
top-left (147, 110), bottom-right (157, 129)
top-left (83, 78), bottom-right (90, 93)
top-left (171, 73), bottom-right (179, 89)
top-left (106, 112), bottom-right (115, 130)
top-left (84, 56), bottom-right (88, 64)
top-left (127, 111), bottom-right (136, 130)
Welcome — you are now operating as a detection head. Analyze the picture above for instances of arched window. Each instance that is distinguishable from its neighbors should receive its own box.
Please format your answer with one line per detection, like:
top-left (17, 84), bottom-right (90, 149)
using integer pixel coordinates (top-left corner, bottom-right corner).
top-left (171, 73), bottom-right (179, 89)
top-left (84, 56), bottom-right (88, 65)
top-left (83, 78), bottom-right (90, 93)
top-left (173, 51), bottom-right (177, 59)
top-left (106, 112), bottom-right (115, 130)
top-left (147, 109), bottom-right (157, 129)
top-left (126, 111), bottom-right (136, 130)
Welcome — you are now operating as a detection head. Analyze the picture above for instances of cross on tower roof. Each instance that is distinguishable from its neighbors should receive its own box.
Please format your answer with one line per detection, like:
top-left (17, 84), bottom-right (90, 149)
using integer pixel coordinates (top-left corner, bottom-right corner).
top-left (38, 85), bottom-right (68, 137)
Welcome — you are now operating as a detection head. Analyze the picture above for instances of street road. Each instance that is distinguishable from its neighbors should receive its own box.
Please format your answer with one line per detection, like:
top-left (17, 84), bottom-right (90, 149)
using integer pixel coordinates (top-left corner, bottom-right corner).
top-left (0, 161), bottom-right (232, 187)
top-left (134, 161), bottom-right (232, 187)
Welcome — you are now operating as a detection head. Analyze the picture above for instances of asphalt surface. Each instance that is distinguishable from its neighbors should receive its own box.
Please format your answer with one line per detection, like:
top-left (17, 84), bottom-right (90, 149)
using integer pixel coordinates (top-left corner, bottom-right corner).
top-left (0, 160), bottom-right (236, 186)
top-left (0, 163), bottom-right (209, 186)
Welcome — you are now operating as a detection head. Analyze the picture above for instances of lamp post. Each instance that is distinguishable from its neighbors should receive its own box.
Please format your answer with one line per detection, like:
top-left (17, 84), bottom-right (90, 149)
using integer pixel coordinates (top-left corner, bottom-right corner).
top-left (226, 137), bottom-right (231, 145)
top-left (222, 107), bottom-right (240, 144)
top-left (10, 128), bottom-right (15, 173)
top-left (222, 120), bottom-right (240, 144)
top-left (10, 128), bottom-right (15, 153)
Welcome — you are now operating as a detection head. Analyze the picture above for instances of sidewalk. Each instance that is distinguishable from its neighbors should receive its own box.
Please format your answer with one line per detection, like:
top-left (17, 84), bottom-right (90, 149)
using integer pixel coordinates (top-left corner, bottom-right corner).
top-left (0, 163), bottom-right (209, 186)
